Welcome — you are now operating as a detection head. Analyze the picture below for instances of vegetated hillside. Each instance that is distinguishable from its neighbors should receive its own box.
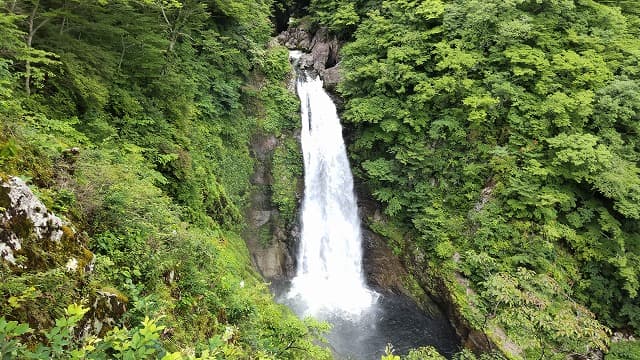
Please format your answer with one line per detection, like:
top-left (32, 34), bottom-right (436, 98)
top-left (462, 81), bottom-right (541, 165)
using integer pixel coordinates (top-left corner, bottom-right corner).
top-left (0, 0), bottom-right (329, 358)
top-left (304, 0), bottom-right (640, 358)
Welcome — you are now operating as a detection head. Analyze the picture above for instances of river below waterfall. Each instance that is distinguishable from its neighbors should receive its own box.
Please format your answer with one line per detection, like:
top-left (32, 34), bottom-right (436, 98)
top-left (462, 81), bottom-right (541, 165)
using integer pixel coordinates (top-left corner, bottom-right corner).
top-left (280, 51), bottom-right (461, 359)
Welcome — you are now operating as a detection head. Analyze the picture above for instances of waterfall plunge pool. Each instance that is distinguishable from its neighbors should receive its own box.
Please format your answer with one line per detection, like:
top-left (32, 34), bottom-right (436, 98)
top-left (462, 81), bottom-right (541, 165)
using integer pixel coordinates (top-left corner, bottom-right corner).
top-left (273, 280), bottom-right (461, 359)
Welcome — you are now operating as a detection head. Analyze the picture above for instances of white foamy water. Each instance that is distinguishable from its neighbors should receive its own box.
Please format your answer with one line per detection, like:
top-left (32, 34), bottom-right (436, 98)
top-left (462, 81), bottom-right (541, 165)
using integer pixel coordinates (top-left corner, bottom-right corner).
top-left (287, 51), bottom-right (377, 318)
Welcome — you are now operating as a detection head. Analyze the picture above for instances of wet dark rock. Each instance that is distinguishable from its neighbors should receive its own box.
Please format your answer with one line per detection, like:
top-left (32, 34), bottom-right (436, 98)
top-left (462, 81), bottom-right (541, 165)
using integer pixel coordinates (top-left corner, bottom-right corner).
top-left (243, 131), bottom-right (299, 280)
top-left (250, 134), bottom-right (277, 186)
top-left (362, 229), bottom-right (411, 294)
top-left (251, 134), bottom-right (279, 162)
top-left (278, 27), bottom-right (341, 92)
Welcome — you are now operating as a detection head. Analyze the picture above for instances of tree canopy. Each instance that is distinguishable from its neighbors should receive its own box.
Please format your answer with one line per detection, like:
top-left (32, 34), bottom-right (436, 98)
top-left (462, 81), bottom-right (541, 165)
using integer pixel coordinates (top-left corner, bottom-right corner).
top-left (327, 0), bottom-right (640, 357)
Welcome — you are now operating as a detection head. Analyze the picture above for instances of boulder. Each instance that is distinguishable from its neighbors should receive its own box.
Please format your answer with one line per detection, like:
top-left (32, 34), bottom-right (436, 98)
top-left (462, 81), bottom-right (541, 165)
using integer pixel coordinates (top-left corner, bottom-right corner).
top-left (309, 28), bottom-right (339, 72)
top-left (80, 290), bottom-right (128, 338)
top-left (277, 28), bottom-right (312, 51)
top-left (322, 65), bottom-right (341, 91)
top-left (1, 177), bottom-right (64, 265)
top-left (278, 27), bottom-right (341, 91)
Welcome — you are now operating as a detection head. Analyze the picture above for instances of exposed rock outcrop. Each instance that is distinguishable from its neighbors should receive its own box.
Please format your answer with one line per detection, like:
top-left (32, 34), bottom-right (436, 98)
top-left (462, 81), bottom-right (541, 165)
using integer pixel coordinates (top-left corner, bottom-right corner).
top-left (1, 176), bottom-right (65, 266)
top-left (244, 29), bottom-right (342, 280)
top-left (80, 290), bottom-right (128, 338)
top-left (277, 27), bottom-right (341, 90)
top-left (355, 182), bottom-right (513, 355)
top-left (0, 176), bottom-right (94, 274)
top-left (277, 28), bottom-right (312, 51)
top-left (243, 134), bottom-right (298, 280)
top-left (0, 175), bottom-right (109, 335)
top-left (358, 194), bottom-right (442, 317)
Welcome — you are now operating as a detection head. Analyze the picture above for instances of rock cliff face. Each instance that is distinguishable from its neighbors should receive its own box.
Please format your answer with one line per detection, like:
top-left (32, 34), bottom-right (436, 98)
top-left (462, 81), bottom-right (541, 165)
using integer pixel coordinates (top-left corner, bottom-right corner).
top-left (358, 193), bottom-right (441, 316)
top-left (357, 185), bottom-right (503, 354)
top-left (249, 29), bottom-right (441, 301)
top-left (277, 27), bottom-right (502, 354)
top-left (277, 27), bottom-right (341, 90)
top-left (243, 28), bottom-right (342, 281)
top-left (243, 133), bottom-right (298, 280)
top-left (251, 31), bottom-right (491, 356)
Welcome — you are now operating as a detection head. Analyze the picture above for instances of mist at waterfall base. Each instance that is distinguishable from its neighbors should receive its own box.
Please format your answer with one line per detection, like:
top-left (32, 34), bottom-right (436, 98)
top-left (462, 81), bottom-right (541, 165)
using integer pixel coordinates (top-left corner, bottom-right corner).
top-left (277, 52), bottom-right (460, 359)
top-left (275, 279), bottom-right (461, 359)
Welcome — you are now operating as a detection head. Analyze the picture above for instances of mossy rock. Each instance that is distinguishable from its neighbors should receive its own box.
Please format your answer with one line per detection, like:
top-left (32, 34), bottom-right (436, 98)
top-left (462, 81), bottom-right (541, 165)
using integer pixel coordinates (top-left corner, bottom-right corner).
top-left (0, 182), bottom-right (10, 210)
top-left (1, 177), bottom-right (92, 274)
top-left (82, 288), bottom-right (129, 337)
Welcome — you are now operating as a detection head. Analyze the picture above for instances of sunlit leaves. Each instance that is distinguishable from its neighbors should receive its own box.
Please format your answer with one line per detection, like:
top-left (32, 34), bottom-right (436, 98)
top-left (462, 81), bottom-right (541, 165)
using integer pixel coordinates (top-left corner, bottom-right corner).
top-left (362, 158), bottom-right (397, 183)
top-left (309, 0), bottom-right (359, 34)
top-left (433, 41), bottom-right (480, 73)
top-left (338, 0), bottom-right (640, 352)
top-left (481, 269), bottom-right (609, 357)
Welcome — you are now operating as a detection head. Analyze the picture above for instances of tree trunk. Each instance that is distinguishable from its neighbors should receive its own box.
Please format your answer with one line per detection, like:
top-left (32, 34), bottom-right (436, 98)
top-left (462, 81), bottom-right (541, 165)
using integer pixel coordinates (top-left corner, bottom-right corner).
top-left (25, 4), bottom-right (36, 96)
top-left (24, 1), bottom-right (51, 96)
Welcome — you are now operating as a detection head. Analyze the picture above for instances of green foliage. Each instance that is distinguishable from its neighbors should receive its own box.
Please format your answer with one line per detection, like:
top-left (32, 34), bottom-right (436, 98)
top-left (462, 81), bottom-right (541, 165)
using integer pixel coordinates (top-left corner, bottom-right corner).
top-left (380, 344), bottom-right (454, 360)
top-left (0, 317), bottom-right (31, 359)
top-left (257, 83), bottom-right (300, 136)
top-left (381, 343), bottom-right (401, 360)
top-left (0, 0), bottom-right (329, 358)
top-left (606, 340), bottom-right (640, 360)
top-left (1, 306), bottom-right (329, 359)
top-left (308, 0), bottom-right (376, 36)
top-left (405, 346), bottom-right (446, 360)
top-left (271, 137), bottom-right (303, 225)
top-left (481, 269), bottom-right (608, 358)
top-left (260, 46), bottom-right (294, 82)
top-left (313, 0), bottom-right (359, 33)
top-left (452, 349), bottom-right (507, 360)
top-left (2, 305), bottom-right (187, 359)
top-left (338, 0), bottom-right (640, 356)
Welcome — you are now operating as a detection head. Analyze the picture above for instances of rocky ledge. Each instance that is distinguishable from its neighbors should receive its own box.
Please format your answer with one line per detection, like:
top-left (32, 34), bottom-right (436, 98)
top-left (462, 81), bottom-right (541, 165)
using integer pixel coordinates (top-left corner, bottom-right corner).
top-left (277, 27), bottom-right (341, 91)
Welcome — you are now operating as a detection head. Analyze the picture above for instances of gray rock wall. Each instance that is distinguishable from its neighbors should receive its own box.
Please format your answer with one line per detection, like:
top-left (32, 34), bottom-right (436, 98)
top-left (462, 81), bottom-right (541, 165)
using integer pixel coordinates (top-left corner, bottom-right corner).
top-left (243, 133), bottom-right (298, 280)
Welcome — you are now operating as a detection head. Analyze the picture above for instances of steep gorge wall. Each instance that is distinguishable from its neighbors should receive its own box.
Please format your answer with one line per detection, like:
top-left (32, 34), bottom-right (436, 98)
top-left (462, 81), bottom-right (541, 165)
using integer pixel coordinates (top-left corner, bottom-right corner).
top-left (243, 30), bottom-right (478, 350)
top-left (244, 131), bottom-right (299, 280)
top-left (243, 28), bottom-right (342, 281)
top-left (260, 26), bottom-right (502, 356)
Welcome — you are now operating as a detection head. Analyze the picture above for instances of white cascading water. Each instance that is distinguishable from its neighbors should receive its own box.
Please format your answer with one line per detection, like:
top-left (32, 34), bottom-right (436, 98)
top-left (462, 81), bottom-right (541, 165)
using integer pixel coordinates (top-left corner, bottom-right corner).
top-left (287, 51), bottom-right (377, 317)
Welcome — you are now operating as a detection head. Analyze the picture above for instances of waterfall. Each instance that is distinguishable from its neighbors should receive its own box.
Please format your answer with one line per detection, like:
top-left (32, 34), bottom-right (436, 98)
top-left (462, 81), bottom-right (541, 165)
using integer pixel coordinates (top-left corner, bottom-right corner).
top-left (287, 51), bottom-right (377, 317)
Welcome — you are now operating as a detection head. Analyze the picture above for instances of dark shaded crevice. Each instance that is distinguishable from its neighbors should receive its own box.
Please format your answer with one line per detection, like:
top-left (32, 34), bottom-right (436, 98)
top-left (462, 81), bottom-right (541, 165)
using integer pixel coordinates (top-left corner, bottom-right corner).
top-left (272, 0), bottom-right (311, 33)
